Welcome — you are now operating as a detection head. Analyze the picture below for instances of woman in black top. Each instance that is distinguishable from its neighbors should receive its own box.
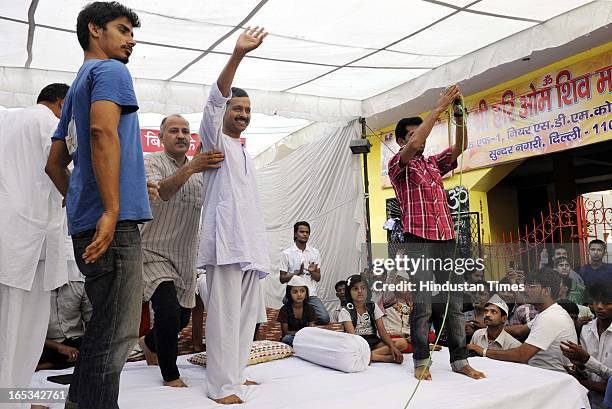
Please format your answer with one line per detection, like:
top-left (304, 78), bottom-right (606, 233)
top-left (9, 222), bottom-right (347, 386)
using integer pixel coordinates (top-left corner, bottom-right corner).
top-left (277, 276), bottom-right (315, 346)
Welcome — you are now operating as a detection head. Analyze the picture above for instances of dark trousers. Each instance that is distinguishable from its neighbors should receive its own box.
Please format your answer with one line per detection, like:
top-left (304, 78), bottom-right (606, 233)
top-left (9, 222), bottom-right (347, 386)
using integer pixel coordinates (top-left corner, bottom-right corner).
top-left (68, 221), bottom-right (143, 409)
top-left (144, 281), bottom-right (191, 382)
top-left (39, 337), bottom-right (83, 370)
top-left (404, 233), bottom-right (468, 370)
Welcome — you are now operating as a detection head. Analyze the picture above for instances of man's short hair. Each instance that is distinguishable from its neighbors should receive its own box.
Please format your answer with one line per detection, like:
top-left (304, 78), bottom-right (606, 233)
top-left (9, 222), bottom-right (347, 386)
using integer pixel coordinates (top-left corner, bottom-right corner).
top-left (587, 281), bottom-right (612, 303)
top-left (557, 299), bottom-right (579, 316)
top-left (471, 281), bottom-right (493, 296)
top-left (554, 256), bottom-right (569, 267)
top-left (394, 117), bottom-right (423, 142)
top-left (498, 276), bottom-right (512, 286)
top-left (36, 83), bottom-right (69, 103)
top-left (335, 280), bottom-right (347, 292)
top-left (76, 1), bottom-right (140, 51)
top-left (588, 239), bottom-right (606, 250)
top-left (561, 276), bottom-right (573, 291)
top-left (231, 87), bottom-right (249, 99)
top-left (525, 269), bottom-right (561, 300)
top-left (293, 221), bottom-right (310, 234)
top-left (159, 114), bottom-right (187, 136)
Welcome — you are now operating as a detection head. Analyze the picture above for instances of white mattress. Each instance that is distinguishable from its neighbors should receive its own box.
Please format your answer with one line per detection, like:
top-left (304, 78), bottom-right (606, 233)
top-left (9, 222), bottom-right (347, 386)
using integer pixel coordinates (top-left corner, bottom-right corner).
top-left (30, 348), bottom-right (590, 409)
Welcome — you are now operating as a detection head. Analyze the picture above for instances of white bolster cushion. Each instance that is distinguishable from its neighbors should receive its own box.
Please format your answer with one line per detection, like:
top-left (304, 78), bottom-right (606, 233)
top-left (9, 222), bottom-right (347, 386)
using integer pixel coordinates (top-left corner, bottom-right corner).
top-left (292, 327), bottom-right (370, 373)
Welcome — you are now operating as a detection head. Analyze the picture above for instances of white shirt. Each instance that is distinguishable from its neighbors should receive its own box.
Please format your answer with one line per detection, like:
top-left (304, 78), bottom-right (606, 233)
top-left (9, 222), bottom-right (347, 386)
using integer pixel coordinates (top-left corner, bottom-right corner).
top-left (338, 304), bottom-right (384, 336)
top-left (525, 303), bottom-right (578, 372)
top-left (0, 104), bottom-right (67, 291)
top-left (196, 83), bottom-right (269, 277)
top-left (47, 281), bottom-right (92, 342)
top-left (471, 327), bottom-right (522, 350)
top-left (330, 305), bottom-right (343, 323)
top-left (280, 243), bottom-right (321, 296)
top-left (580, 319), bottom-right (612, 408)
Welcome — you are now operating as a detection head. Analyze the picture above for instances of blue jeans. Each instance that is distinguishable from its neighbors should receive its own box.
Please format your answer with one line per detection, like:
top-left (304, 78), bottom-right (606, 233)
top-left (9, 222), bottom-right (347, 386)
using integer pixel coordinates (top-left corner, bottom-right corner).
top-left (404, 233), bottom-right (468, 371)
top-left (67, 222), bottom-right (143, 409)
top-left (308, 296), bottom-right (330, 325)
top-left (281, 335), bottom-right (295, 346)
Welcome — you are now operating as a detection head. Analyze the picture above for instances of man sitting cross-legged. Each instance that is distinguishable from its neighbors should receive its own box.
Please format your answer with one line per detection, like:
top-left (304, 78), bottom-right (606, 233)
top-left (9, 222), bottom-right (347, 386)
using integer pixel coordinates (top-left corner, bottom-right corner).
top-left (469, 294), bottom-right (521, 353)
top-left (468, 270), bottom-right (577, 372)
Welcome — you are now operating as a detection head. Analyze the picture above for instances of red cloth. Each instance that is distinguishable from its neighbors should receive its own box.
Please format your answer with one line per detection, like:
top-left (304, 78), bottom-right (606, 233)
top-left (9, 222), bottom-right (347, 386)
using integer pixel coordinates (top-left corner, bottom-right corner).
top-left (391, 330), bottom-right (437, 353)
top-left (139, 302), bottom-right (150, 337)
top-left (388, 147), bottom-right (457, 240)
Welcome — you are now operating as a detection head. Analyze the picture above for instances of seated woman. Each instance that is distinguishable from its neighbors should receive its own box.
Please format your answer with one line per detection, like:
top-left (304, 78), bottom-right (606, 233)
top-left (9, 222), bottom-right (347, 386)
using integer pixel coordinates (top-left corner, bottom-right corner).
top-left (277, 276), bottom-right (315, 346)
top-left (339, 274), bottom-right (407, 363)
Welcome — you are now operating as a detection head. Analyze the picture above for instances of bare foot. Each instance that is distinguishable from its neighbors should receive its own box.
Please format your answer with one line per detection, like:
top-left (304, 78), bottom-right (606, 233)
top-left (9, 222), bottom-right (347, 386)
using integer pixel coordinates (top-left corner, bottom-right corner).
top-left (244, 380), bottom-right (258, 386)
top-left (214, 394), bottom-right (243, 405)
top-left (164, 378), bottom-right (187, 387)
top-left (454, 364), bottom-right (486, 379)
top-left (414, 365), bottom-right (432, 380)
top-left (138, 336), bottom-right (158, 366)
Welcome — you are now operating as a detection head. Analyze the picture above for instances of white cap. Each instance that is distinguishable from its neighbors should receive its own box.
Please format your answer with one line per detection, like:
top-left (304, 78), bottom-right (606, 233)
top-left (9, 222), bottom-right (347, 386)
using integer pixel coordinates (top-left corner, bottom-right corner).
top-left (484, 294), bottom-right (509, 316)
top-left (287, 275), bottom-right (307, 287)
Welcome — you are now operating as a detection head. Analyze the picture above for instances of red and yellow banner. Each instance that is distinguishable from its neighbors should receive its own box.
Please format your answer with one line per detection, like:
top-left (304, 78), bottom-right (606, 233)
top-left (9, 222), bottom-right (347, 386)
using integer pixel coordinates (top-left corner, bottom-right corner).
top-left (381, 48), bottom-right (612, 187)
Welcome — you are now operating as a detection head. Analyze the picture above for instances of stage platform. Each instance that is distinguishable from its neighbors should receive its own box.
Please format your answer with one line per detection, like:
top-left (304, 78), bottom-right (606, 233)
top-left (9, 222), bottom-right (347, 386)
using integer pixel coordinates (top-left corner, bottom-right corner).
top-left (30, 348), bottom-right (590, 408)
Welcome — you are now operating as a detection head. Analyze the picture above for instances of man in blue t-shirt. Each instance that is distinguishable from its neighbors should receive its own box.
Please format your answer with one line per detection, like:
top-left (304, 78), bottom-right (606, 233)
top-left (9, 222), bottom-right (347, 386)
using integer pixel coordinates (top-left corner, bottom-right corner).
top-left (45, 3), bottom-right (150, 408)
top-left (579, 239), bottom-right (612, 288)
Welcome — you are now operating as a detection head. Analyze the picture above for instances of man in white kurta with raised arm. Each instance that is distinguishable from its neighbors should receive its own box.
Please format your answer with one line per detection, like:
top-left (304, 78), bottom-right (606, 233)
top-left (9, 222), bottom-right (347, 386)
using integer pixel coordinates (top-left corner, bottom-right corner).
top-left (0, 84), bottom-right (69, 404)
top-left (196, 27), bottom-right (269, 405)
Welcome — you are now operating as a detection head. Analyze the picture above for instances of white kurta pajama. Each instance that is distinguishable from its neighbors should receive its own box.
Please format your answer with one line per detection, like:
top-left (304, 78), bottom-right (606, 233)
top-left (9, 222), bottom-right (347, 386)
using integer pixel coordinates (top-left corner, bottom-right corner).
top-left (0, 104), bottom-right (68, 407)
top-left (197, 83), bottom-right (269, 401)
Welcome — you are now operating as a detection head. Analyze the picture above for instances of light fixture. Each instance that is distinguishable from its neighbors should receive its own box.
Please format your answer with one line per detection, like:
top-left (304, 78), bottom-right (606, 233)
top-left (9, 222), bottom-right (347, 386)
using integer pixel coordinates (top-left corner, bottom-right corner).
top-left (350, 138), bottom-right (371, 154)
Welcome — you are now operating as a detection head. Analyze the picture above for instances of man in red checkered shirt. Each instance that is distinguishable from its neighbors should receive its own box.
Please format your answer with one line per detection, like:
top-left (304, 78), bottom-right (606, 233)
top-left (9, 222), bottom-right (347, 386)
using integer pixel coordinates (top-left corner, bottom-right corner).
top-left (389, 85), bottom-right (485, 381)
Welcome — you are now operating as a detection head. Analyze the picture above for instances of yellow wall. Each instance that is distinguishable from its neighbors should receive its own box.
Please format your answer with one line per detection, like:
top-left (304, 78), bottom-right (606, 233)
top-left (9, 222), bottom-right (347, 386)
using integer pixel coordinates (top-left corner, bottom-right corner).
top-left (364, 42), bottom-right (611, 247)
top-left (367, 123), bottom-right (398, 245)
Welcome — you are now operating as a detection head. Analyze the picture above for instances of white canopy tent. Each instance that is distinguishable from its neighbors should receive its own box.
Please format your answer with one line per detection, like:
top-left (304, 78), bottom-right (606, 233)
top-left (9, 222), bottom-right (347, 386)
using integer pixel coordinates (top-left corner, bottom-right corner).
top-left (1, 0), bottom-right (610, 128)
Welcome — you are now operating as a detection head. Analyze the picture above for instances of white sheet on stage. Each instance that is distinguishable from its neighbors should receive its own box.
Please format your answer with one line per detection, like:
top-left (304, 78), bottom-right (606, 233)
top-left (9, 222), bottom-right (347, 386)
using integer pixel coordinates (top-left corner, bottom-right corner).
top-left (30, 348), bottom-right (590, 409)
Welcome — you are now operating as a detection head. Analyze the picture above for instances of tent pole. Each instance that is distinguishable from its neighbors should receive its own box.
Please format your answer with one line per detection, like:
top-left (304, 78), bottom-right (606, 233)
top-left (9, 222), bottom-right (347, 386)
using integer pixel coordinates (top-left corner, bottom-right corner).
top-left (360, 117), bottom-right (373, 271)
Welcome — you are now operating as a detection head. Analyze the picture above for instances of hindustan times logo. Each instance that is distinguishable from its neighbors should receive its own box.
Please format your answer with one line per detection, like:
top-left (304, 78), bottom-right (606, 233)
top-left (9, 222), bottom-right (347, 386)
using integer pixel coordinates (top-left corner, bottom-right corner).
top-left (372, 255), bottom-right (486, 276)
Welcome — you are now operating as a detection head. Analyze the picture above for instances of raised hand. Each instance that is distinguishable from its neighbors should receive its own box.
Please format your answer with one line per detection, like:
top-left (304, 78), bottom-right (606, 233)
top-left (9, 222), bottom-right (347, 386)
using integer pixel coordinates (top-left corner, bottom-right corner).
top-left (235, 26), bottom-right (268, 55)
top-left (436, 85), bottom-right (461, 113)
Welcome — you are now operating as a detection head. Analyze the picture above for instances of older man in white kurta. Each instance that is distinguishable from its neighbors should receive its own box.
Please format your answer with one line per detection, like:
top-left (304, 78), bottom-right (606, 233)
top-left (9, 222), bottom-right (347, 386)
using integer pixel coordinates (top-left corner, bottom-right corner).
top-left (196, 28), bottom-right (269, 404)
top-left (0, 84), bottom-right (69, 403)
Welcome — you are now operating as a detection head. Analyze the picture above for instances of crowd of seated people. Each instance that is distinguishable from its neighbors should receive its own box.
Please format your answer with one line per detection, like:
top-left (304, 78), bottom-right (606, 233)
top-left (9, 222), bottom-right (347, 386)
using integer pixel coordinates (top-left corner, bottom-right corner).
top-left (37, 233), bottom-right (609, 409)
